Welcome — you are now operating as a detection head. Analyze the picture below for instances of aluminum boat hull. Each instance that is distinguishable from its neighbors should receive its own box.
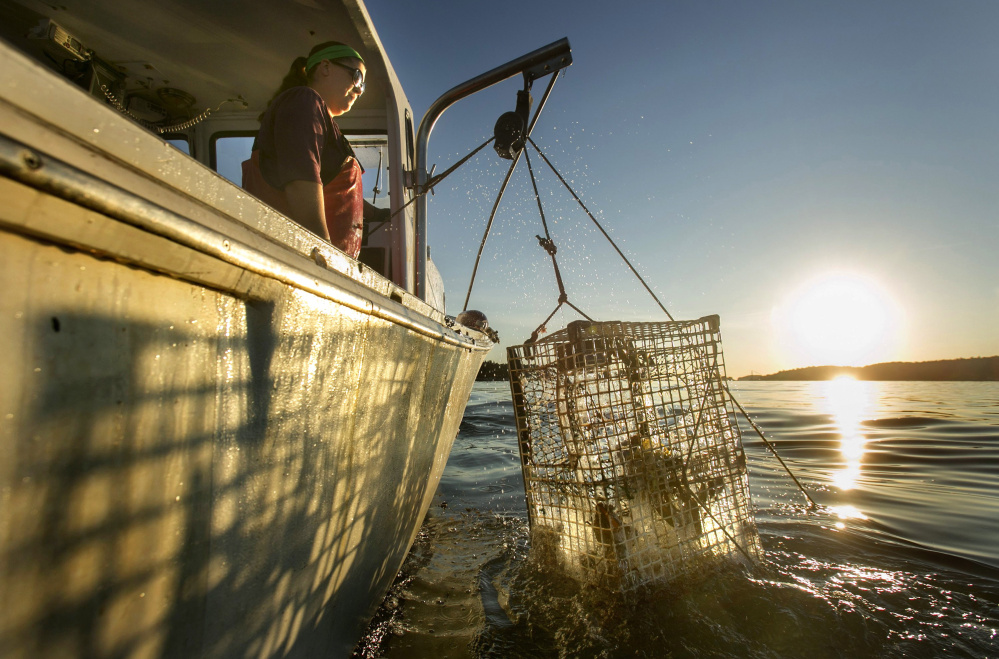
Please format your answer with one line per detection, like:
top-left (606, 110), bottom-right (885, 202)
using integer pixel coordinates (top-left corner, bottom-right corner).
top-left (0, 27), bottom-right (490, 658)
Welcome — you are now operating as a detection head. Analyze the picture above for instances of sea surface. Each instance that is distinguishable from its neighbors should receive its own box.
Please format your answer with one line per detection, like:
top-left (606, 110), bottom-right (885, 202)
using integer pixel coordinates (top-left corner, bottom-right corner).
top-left (356, 380), bottom-right (999, 658)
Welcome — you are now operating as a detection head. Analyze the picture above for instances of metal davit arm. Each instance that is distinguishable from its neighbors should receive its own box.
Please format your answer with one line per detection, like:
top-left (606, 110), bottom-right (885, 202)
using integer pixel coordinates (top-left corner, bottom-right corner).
top-left (413, 37), bottom-right (572, 302)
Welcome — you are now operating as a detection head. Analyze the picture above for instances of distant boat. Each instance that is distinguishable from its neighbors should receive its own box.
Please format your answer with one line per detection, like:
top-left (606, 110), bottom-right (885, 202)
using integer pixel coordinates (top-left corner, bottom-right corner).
top-left (0, 1), bottom-right (568, 655)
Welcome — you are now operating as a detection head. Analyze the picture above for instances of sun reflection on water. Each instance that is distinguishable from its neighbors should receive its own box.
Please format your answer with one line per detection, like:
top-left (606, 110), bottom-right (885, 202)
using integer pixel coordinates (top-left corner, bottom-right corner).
top-left (822, 376), bottom-right (874, 491)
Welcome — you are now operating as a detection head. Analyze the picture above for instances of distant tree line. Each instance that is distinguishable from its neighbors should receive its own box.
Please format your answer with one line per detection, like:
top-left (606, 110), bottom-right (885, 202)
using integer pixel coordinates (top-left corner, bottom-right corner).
top-left (476, 361), bottom-right (510, 381)
top-left (738, 356), bottom-right (999, 381)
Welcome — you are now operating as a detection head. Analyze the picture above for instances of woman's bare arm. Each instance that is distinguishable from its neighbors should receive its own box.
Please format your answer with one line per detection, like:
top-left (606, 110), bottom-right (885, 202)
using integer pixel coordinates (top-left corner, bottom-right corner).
top-left (284, 180), bottom-right (330, 240)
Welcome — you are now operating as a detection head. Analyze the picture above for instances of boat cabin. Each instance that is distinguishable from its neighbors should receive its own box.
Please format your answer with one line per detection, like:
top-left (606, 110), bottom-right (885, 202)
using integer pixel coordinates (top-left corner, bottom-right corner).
top-left (0, 0), bottom-right (433, 303)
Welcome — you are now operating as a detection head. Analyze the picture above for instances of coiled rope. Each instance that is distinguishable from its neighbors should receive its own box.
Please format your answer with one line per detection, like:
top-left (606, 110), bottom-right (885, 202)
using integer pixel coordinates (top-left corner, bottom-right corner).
top-left (100, 84), bottom-right (247, 134)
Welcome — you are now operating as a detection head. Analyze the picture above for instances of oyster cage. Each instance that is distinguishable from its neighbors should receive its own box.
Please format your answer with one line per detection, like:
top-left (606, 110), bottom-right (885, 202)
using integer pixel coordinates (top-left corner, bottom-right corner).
top-left (507, 316), bottom-right (761, 594)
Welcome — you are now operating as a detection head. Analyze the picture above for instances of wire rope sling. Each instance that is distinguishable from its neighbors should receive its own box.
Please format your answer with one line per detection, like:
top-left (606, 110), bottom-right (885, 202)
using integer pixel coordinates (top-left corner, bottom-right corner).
top-left (416, 68), bottom-right (815, 595)
top-left (503, 143), bottom-right (765, 594)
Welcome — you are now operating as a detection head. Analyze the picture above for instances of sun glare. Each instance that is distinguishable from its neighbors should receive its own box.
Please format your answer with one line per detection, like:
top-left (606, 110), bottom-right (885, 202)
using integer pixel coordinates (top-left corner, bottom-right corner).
top-left (774, 272), bottom-right (901, 367)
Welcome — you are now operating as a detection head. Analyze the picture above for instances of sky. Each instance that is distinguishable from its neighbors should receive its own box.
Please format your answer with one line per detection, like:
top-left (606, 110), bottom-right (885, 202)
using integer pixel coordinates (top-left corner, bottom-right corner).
top-left (363, 0), bottom-right (998, 378)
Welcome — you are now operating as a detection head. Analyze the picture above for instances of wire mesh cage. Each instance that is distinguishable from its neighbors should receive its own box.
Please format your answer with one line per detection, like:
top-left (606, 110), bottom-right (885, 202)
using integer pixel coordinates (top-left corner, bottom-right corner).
top-left (507, 316), bottom-right (761, 594)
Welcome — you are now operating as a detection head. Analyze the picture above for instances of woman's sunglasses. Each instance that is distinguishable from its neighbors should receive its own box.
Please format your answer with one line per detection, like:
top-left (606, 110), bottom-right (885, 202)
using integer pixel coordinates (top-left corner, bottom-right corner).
top-left (329, 60), bottom-right (365, 95)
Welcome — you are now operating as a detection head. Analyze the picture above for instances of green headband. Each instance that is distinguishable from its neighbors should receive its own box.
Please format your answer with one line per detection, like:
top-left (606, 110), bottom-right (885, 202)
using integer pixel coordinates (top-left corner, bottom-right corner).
top-left (306, 45), bottom-right (364, 71)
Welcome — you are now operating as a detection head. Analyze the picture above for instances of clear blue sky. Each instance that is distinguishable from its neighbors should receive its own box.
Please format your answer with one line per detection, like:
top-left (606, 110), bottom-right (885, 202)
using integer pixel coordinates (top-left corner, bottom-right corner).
top-left (365, 0), bottom-right (998, 377)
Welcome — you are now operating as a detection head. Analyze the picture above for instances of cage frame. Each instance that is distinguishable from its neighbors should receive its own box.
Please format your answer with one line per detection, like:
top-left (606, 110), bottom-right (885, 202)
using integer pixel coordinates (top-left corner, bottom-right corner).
top-left (507, 315), bottom-right (761, 594)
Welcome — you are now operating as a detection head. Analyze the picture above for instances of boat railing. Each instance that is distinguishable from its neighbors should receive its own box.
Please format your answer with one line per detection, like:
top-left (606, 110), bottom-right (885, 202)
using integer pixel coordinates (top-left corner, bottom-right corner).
top-left (413, 37), bottom-right (572, 302)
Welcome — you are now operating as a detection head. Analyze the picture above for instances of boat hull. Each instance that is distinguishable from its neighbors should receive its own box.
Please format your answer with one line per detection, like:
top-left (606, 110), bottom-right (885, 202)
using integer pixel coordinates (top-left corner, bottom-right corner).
top-left (0, 175), bottom-right (486, 657)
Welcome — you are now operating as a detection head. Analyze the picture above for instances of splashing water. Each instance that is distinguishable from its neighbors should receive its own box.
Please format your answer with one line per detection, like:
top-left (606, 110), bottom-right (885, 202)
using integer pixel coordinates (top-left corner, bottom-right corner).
top-left (357, 356), bottom-right (999, 659)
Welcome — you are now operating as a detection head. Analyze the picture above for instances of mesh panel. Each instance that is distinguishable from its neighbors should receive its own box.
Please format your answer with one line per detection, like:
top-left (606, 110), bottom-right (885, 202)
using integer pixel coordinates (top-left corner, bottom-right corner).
top-left (507, 316), bottom-right (761, 594)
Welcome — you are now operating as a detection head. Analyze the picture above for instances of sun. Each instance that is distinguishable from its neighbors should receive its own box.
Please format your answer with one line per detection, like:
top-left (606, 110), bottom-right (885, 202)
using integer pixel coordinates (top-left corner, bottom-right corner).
top-left (774, 272), bottom-right (902, 367)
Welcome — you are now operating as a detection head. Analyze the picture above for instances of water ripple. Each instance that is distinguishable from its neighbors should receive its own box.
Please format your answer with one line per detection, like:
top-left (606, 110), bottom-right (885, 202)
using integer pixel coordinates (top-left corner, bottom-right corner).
top-left (359, 380), bottom-right (999, 658)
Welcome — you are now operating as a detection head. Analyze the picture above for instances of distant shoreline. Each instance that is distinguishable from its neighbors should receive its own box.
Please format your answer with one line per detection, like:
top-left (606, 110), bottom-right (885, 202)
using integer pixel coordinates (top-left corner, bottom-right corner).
top-left (476, 356), bottom-right (999, 382)
top-left (476, 361), bottom-right (510, 382)
top-left (737, 356), bottom-right (999, 382)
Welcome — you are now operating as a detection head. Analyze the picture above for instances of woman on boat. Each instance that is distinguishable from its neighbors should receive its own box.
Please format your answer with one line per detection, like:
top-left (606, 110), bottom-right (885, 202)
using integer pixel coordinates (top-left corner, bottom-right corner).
top-left (242, 41), bottom-right (383, 257)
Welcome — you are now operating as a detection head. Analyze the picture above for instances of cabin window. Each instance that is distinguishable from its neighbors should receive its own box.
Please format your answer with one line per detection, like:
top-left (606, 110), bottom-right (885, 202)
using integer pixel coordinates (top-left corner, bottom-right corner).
top-left (405, 109), bottom-right (415, 170)
top-left (163, 135), bottom-right (191, 155)
top-left (209, 131), bottom-right (390, 209)
top-left (349, 134), bottom-right (390, 211)
top-left (211, 132), bottom-right (256, 186)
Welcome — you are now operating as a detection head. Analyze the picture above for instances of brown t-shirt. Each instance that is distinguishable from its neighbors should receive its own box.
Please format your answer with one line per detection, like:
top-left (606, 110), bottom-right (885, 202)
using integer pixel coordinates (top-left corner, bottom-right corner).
top-left (253, 86), bottom-right (353, 189)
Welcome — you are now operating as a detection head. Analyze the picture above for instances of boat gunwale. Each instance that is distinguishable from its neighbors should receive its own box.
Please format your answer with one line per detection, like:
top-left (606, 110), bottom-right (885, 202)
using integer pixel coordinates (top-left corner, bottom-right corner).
top-left (0, 133), bottom-right (491, 352)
